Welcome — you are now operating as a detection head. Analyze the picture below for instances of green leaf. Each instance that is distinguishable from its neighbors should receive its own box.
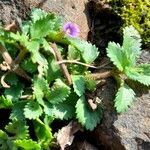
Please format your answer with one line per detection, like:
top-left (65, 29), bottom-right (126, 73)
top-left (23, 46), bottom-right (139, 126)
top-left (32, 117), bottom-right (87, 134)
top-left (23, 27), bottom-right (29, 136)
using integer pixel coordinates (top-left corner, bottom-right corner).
top-left (21, 58), bottom-right (38, 74)
top-left (44, 100), bottom-right (75, 120)
top-left (46, 57), bottom-right (61, 83)
top-left (24, 101), bottom-right (43, 119)
top-left (107, 42), bottom-right (127, 71)
top-left (30, 13), bottom-right (56, 39)
top-left (76, 96), bottom-right (102, 130)
top-left (32, 77), bottom-right (50, 106)
top-left (46, 79), bottom-right (70, 104)
top-left (115, 83), bottom-right (135, 113)
top-left (72, 75), bottom-right (85, 96)
top-left (67, 45), bottom-right (80, 60)
top-left (5, 120), bottom-right (29, 139)
top-left (14, 139), bottom-right (41, 150)
top-left (0, 95), bottom-right (12, 109)
top-left (33, 119), bottom-right (53, 148)
top-left (10, 101), bottom-right (27, 121)
top-left (0, 130), bottom-right (13, 150)
top-left (125, 64), bottom-right (150, 86)
top-left (31, 8), bottom-right (48, 23)
top-left (5, 73), bottom-right (18, 86)
top-left (4, 83), bottom-right (23, 102)
top-left (69, 38), bottom-right (99, 64)
top-left (122, 26), bottom-right (142, 65)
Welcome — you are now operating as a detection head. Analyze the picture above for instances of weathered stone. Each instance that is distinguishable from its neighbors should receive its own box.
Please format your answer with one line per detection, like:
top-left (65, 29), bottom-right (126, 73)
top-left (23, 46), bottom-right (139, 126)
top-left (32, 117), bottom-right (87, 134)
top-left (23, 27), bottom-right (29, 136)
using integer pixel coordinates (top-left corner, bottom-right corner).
top-left (25, 0), bottom-right (90, 39)
top-left (93, 50), bottom-right (150, 150)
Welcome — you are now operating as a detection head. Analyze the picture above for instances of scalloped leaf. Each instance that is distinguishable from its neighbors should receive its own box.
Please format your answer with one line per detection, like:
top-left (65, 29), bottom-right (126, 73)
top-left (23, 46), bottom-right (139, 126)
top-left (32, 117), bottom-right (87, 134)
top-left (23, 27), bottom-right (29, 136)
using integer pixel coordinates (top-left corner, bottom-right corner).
top-left (5, 120), bottom-right (29, 139)
top-left (76, 96), bottom-right (102, 130)
top-left (33, 77), bottom-right (50, 106)
top-left (72, 75), bottom-right (85, 96)
top-left (122, 26), bottom-right (142, 65)
top-left (44, 100), bottom-right (75, 120)
top-left (21, 58), bottom-right (38, 74)
top-left (10, 101), bottom-right (27, 121)
top-left (33, 119), bottom-right (53, 149)
top-left (107, 42), bottom-right (127, 71)
top-left (125, 64), bottom-right (150, 86)
top-left (4, 83), bottom-right (23, 102)
top-left (69, 38), bottom-right (99, 64)
top-left (46, 79), bottom-right (70, 104)
top-left (115, 83), bottom-right (135, 113)
top-left (24, 101), bottom-right (43, 119)
top-left (14, 139), bottom-right (41, 150)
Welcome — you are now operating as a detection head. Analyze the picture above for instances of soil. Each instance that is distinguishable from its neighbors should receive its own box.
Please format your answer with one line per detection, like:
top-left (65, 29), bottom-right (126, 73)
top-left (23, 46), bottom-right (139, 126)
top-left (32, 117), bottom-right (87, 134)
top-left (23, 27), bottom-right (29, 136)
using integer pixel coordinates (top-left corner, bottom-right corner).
top-left (0, 0), bottom-right (149, 150)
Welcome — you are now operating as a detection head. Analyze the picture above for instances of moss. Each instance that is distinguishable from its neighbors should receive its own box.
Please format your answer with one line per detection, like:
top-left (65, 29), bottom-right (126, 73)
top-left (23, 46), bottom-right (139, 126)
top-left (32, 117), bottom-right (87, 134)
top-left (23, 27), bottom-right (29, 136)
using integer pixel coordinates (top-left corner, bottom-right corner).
top-left (108, 0), bottom-right (150, 47)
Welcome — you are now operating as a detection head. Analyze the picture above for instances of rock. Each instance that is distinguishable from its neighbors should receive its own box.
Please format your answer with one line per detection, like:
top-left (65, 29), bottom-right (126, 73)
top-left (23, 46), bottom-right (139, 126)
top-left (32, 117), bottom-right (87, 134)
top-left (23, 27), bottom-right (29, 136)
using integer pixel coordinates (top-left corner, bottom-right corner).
top-left (93, 50), bottom-right (150, 150)
top-left (0, 0), bottom-right (29, 25)
top-left (25, 0), bottom-right (90, 39)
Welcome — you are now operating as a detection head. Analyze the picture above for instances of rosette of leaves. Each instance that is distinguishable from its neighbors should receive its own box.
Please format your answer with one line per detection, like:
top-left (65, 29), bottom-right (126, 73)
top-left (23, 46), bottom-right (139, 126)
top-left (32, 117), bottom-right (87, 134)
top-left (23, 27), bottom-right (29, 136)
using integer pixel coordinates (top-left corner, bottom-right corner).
top-left (0, 8), bottom-right (101, 149)
top-left (107, 25), bottom-right (150, 113)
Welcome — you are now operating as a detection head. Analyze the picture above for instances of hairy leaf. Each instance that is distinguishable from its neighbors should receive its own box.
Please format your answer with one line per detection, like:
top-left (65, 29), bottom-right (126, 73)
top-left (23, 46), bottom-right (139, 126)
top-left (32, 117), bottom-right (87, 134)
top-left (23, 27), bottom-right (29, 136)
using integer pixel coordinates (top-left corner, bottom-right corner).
top-left (72, 75), bottom-right (85, 96)
top-left (76, 96), bottom-right (102, 130)
top-left (125, 64), bottom-right (150, 86)
top-left (4, 83), bottom-right (23, 102)
top-left (5, 120), bottom-right (29, 139)
top-left (33, 77), bottom-right (50, 106)
top-left (46, 57), bottom-right (61, 83)
top-left (107, 42), bottom-right (127, 71)
top-left (10, 101), bottom-right (27, 121)
top-left (115, 83), bottom-right (135, 113)
top-left (0, 95), bottom-right (12, 109)
top-left (122, 26), bottom-right (142, 65)
top-left (33, 119), bottom-right (53, 148)
top-left (14, 139), bottom-right (41, 150)
top-left (69, 38), bottom-right (99, 64)
top-left (44, 100), bottom-right (75, 120)
top-left (46, 79), bottom-right (70, 104)
top-left (21, 58), bottom-right (38, 74)
top-left (24, 101), bottom-right (43, 119)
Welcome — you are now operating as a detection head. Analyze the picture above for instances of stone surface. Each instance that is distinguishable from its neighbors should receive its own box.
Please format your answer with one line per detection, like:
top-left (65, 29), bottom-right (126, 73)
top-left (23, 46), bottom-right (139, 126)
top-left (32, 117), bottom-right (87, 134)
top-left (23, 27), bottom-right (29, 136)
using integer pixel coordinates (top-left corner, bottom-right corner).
top-left (93, 50), bottom-right (150, 150)
top-left (25, 0), bottom-right (90, 39)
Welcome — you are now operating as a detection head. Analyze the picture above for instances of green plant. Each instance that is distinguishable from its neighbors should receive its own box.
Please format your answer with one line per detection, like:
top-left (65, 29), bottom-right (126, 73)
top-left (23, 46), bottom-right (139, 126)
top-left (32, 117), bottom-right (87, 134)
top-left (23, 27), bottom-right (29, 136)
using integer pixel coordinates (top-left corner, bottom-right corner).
top-left (0, 8), bottom-right (101, 149)
top-left (107, 25), bottom-right (150, 113)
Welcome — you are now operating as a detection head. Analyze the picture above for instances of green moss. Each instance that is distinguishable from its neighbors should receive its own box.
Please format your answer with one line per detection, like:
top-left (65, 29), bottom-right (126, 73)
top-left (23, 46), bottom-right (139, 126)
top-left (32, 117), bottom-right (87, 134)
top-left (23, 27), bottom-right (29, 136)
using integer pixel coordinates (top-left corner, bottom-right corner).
top-left (109, 0), bottom-right (150, 47)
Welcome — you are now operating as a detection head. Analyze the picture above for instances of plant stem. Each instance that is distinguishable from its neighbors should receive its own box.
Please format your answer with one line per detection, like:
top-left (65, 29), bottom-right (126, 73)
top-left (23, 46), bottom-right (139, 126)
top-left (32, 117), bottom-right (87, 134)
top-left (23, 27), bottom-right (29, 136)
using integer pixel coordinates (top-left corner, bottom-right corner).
top-left (51, 43), bottom-right (72, 85)
top-left (57, 59), bottom-right (111, 69)
top-left (87, 70), bottom-right (112, 80)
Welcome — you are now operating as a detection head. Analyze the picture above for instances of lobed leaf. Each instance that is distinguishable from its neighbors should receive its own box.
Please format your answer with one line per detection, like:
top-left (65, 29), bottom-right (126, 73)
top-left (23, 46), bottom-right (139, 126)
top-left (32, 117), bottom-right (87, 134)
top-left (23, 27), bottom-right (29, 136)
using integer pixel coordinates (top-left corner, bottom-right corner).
top-left (115, 83), bottom-right (135, 113)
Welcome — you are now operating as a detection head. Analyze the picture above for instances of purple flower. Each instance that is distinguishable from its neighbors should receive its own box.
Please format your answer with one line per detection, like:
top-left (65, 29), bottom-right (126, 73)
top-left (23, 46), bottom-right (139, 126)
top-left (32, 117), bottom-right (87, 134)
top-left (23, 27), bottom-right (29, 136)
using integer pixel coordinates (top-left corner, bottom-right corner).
top-left (63, 22), bottom-right (80, 37)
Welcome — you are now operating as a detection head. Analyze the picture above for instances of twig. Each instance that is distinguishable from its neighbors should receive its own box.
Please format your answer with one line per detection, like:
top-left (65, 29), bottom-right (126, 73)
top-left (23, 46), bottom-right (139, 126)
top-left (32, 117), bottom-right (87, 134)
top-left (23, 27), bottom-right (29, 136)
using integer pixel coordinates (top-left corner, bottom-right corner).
top-left (86, 70), bottom-right (112, 80)
top-left (57, 60), bottom-right (111, 69)
top-left (0, 44), bottom-right (31, 84)
top-left (51, 43), bottom-right (72, 85)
